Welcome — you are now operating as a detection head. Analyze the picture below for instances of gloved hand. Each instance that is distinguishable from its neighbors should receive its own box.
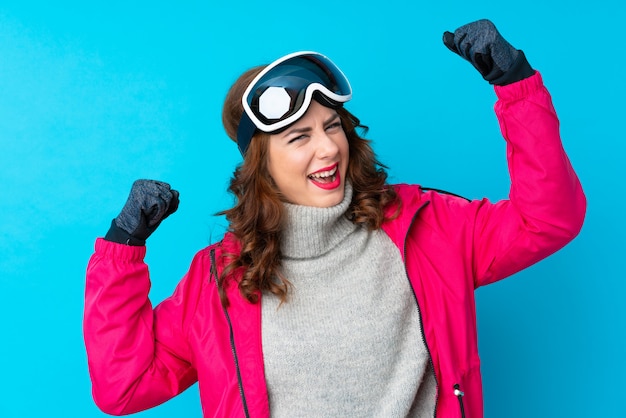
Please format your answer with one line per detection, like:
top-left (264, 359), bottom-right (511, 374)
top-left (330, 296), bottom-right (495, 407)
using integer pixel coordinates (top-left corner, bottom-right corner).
top-left (443, 19), bottom-right (534, 85)
top-left (105, 180), bottom-right (179, 246)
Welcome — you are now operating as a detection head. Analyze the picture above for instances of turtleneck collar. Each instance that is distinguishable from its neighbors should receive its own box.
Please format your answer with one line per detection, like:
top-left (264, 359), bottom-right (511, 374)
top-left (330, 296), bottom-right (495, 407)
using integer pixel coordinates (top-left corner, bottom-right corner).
top-left (281, 183), bottom-right (357, 259)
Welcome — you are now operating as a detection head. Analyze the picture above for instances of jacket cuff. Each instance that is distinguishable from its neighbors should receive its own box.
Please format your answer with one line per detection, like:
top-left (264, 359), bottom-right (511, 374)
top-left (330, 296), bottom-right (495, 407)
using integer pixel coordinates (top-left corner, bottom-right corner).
top-left (494, 70), bottom-right (544, 103)
top-left (94, 237), bottom-right (147, 262)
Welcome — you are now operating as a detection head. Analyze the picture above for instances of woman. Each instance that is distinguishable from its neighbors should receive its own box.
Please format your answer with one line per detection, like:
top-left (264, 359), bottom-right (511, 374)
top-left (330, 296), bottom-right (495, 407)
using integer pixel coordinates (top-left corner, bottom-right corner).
top-left (84, 20), bottom-right (586, 417)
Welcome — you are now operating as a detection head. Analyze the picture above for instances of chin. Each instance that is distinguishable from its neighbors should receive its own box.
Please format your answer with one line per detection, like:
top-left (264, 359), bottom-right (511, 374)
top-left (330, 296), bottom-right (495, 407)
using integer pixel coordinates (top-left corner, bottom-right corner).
top-left (315, 190), bottom-right (345, 208)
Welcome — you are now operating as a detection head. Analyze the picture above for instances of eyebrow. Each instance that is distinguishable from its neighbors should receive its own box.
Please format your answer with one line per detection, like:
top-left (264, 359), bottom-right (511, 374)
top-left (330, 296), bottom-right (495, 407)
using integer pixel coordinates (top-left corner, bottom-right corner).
top-left (282, 113), bottom-right (340, 137)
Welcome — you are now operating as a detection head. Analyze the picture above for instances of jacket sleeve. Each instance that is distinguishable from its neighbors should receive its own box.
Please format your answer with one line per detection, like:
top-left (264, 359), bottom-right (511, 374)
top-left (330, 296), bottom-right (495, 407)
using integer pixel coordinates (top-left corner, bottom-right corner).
top-left (83, 238), bottom-right (203, 415)
top-left (470, 71), bottom-right (586, 287)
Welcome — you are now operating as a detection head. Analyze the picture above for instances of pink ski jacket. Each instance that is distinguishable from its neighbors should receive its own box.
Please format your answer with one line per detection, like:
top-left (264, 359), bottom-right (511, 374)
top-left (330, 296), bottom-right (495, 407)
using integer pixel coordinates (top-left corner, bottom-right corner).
top-left (84, 72), bottom-right (586, 417)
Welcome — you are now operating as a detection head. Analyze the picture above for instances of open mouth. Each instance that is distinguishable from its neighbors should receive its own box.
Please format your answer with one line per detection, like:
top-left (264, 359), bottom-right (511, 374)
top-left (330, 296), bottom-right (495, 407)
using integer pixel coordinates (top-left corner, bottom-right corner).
top-left (308, 163), bottom-right (341, 190)
top-left (308, 164), bottom-right (338, 184)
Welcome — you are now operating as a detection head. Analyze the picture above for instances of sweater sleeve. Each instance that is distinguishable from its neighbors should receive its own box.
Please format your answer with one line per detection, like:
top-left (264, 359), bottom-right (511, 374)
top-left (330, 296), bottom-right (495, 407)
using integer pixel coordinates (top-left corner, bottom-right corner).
top-left (83, 238), bottom-right (203, 415)
top-left (470, 71), bottom-right (586, 287)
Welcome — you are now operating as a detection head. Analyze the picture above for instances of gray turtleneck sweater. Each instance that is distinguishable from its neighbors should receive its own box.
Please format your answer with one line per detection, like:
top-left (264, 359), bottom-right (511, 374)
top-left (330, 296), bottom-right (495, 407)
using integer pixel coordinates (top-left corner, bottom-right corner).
top-left (261, 184), bottom-right (437, 417)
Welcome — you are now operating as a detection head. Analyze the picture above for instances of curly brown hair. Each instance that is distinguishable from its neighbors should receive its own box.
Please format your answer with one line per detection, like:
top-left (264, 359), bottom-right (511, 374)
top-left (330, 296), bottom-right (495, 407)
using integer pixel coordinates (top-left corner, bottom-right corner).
top-left (218, 64), bottom-right (398, 307)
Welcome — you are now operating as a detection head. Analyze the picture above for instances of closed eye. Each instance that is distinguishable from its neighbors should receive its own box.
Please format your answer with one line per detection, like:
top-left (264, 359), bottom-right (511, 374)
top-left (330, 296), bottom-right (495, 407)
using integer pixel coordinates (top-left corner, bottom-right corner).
top-left (288, 134), bottom-right (308, 144)
top-left (325, 121), bottom-right (342, 132)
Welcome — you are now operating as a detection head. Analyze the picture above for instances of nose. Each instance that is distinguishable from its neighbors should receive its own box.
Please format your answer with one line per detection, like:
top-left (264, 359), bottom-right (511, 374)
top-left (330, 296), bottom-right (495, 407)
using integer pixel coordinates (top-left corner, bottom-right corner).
top-left (315, 130), bottom-right (339, 159)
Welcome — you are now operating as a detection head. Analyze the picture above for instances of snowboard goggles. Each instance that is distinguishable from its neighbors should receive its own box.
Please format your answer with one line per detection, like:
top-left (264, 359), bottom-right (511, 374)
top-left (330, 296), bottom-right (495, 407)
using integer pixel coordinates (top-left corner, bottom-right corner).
top-left (237, 51), bottom-right (352, 155)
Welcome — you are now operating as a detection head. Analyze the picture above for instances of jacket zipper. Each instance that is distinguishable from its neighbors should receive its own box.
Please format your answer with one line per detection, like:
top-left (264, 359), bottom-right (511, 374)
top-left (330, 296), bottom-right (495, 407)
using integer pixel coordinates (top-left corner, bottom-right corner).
top-left (210, 249), bottom-right (251, 418)
top-left (454, 384), bottom-right (466, 418)
top-left (401, 201), bottom-right (439, 418)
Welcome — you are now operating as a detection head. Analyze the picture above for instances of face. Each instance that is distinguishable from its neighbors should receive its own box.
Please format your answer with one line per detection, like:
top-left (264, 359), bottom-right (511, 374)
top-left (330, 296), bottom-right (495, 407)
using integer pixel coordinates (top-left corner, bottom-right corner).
top-left (266, 100), bottom-right (349, 208)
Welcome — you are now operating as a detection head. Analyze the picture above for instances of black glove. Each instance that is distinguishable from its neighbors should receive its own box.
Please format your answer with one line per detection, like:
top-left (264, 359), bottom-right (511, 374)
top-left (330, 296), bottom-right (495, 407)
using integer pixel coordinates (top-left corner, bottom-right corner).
top-left (105, 180), bottom-right (179, 246)
top-left (443, 19), bottom-right (534, 85)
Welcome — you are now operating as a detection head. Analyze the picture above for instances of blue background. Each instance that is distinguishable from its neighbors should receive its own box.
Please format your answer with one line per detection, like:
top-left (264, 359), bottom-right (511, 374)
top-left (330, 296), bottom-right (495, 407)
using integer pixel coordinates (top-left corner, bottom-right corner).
top-left (1, 1), bottom-right (623, 417)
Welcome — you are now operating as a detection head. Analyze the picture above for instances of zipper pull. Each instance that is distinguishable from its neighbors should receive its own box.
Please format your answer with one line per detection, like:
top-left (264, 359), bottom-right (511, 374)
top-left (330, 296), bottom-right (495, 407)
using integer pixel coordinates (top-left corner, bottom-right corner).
top-left (453, 384), bottom-right (466, 418)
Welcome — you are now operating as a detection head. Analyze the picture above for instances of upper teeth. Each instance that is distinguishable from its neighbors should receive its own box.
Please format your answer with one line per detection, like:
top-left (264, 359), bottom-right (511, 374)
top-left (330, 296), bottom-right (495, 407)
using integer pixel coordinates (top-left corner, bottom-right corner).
top-left (310, 166), bottom-right (337, 179)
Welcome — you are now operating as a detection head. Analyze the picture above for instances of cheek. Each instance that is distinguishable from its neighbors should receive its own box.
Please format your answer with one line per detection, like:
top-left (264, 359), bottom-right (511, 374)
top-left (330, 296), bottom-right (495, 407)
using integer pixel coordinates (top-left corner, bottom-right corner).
top-left (268, 149), bottom-right (302, 183)
top-left (266, 142), bottom-right (286, 180)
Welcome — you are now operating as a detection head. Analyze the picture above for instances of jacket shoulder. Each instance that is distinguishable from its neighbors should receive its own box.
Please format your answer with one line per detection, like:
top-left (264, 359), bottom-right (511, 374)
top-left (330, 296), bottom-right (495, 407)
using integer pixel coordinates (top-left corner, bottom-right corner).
top-left (191, 232), bottom-right (241, 264)
top-left (389, 183), bottom-right (471, 210)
